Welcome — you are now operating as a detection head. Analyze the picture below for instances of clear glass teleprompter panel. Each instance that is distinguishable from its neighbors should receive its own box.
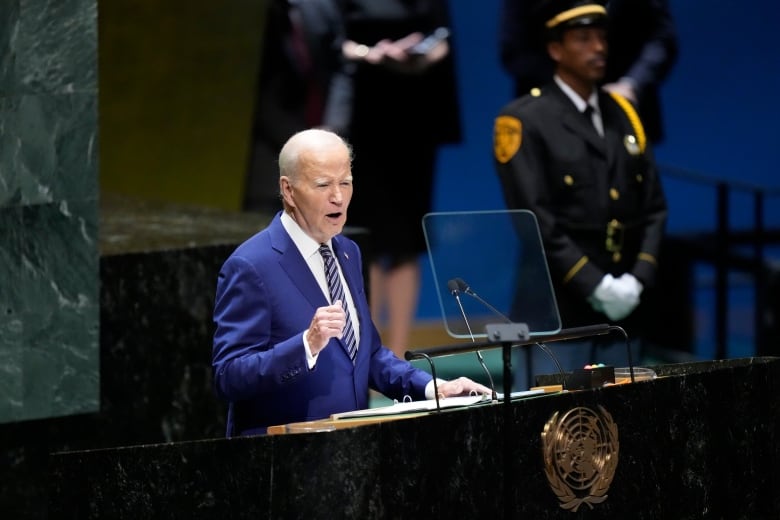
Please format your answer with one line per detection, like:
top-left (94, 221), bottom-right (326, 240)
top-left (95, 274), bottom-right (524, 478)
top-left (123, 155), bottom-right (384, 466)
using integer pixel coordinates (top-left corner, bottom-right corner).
top-left (422, 209), bottom-right (561, 339)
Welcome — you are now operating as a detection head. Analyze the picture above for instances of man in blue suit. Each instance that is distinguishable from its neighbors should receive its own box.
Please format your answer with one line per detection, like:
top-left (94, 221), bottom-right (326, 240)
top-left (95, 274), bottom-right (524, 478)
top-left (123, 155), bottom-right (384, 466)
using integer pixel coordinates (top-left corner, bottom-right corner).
top-left (213, 128), bottom-right (490, 436)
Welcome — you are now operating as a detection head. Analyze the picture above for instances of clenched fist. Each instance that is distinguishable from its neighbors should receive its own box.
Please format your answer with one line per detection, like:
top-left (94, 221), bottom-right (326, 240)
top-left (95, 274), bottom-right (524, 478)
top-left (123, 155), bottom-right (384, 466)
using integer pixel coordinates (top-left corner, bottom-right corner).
top-left (307, 301), bottom-right (347, 355)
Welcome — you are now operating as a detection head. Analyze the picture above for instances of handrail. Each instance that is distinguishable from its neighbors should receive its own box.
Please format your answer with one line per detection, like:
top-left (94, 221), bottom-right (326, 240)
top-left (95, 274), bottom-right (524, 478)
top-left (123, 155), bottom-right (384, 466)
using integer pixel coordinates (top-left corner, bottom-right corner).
top-left (660, 164), bottom-right (780, 196)
top-left (658, 164), bottom-right (780, 357)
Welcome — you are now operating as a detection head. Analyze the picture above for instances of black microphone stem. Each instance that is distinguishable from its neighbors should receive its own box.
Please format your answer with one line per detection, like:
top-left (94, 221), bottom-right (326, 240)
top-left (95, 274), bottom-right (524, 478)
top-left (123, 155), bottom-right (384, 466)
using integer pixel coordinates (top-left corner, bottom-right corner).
top-left (457, 278), bottom-right (567, 391)
top-left (455, 293), bottom-right (475, 339)
top-left (404, 351), bottom-right (441, 412)
top-left (464, 289), bottom-right (506, 324)
top-left (452, 290), bottom-right (498, 402)
top-left (608, 325), bottom-right (635, 383)
top-left (535, 342), bottom-right (567, 390)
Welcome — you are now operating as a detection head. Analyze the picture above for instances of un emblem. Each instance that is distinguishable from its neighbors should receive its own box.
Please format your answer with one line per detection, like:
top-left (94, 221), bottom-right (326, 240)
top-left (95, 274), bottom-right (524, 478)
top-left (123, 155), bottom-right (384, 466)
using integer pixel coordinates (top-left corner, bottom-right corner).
top-left (541, 405), bottom-right (619, 512)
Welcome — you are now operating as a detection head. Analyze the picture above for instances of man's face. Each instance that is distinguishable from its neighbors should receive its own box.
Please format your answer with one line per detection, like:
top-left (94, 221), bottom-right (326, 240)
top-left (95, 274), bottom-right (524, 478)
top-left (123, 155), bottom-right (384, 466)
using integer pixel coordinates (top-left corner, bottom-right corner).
top-left (281, 142), bottom-right (353, 244)
top-left (549, 25), bottom-right (607, 85)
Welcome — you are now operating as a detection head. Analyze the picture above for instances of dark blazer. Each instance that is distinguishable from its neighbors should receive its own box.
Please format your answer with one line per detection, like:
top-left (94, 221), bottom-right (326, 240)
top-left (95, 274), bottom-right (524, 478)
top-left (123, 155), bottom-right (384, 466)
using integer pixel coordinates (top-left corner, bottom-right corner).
top-left (498, 0), bottom-right (678, 143)
top-left (212, 214), bottom-right (432, 436)
top-left (493, 83), bottom-right (667, 328)
top-left (342, 0), bottom-right (462, 144)
top-left (604, 0), bottom-right (678, 143)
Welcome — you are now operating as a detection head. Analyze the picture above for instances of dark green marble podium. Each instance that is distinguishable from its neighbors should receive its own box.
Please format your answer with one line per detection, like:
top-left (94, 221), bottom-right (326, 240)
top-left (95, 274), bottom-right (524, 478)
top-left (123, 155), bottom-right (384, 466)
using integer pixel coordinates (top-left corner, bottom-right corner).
top-left (49, 357), bottom-right (780, 519)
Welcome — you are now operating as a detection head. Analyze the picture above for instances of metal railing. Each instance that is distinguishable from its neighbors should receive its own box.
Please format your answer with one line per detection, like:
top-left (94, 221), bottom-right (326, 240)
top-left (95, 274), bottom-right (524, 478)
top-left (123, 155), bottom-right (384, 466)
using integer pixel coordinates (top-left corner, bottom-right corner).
top-left (660, 164), bottom-right (780, 358)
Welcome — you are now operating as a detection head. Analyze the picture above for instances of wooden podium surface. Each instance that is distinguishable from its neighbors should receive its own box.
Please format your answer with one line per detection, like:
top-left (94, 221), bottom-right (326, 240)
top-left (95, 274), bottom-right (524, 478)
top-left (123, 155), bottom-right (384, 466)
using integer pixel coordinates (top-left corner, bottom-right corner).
top-left (266, 413), bottom-right (428, 435)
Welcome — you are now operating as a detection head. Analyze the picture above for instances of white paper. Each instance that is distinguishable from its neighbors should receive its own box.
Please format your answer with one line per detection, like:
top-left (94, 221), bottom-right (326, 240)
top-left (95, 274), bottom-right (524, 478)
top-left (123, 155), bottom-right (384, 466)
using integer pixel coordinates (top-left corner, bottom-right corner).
top-left (330, 394), bottom-right (489, 420)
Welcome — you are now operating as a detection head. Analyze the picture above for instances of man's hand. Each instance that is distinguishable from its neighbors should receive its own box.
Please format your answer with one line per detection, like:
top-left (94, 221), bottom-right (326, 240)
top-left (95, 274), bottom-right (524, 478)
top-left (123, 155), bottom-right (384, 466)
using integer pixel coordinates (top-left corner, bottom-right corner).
top-left (603, 78), bottom-right (637, 103)
top-left (435, 377), bottom-right (492, 398)
top-left (306, 301), bottom-right (347, 355)
top-left (343, 32), bottom-right (448, 74)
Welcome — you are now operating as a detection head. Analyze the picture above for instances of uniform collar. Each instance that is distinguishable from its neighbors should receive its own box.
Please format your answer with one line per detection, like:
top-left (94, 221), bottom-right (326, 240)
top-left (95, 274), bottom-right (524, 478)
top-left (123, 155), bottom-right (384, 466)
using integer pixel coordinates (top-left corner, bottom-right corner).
top-left (554, 75), bottom-right (600, 114)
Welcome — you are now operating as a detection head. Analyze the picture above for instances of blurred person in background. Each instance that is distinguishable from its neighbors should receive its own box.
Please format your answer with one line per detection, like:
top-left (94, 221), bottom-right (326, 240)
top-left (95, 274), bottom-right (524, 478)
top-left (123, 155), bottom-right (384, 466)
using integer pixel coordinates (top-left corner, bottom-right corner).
top-left (337, 0), bottom-right (462, 357)
top-left (243, 0), bottom-right (351, 214)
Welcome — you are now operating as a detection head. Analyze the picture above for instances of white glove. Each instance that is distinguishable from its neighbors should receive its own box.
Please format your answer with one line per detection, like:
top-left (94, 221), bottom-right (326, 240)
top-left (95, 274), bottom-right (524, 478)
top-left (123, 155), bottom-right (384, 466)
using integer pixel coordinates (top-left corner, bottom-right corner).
top-left (588, 273), bottom-right (642, 321)
top-left (587, 274), bottom-right (614, 314)
top-left (611, 273), bottom-right (643, 301)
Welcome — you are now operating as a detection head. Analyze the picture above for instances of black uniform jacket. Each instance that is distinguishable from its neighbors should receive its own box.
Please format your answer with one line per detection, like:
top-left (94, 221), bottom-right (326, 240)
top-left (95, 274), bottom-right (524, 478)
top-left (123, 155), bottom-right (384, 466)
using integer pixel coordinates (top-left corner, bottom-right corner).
top-left (493, 82), bottom-right (667, 327)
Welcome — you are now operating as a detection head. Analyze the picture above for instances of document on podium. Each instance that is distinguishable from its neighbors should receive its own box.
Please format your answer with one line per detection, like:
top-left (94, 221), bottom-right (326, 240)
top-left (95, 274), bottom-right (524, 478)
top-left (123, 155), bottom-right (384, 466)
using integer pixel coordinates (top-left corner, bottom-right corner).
top-left (496, 389), bottom-right (546, 399)
top-left (330, 394), bottom-right (489, 420)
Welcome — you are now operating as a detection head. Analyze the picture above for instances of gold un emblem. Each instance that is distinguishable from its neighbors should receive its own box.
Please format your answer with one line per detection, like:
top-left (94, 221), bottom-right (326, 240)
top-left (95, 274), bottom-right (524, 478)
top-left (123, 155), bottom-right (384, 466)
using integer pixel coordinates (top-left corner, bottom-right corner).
top-left (541, 405), bottom-right (619, 512)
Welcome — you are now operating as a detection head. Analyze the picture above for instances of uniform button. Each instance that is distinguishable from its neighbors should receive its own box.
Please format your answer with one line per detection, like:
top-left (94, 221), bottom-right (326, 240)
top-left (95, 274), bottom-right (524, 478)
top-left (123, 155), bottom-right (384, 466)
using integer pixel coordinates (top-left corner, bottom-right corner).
top-left (530, 87), bottom-right (541, 97)
top-left (636, 173), bottom-right (643, 183)
top-left (612, 251), bottom-right (621, 262)
top-left (564, 175), bottom-right (574, 186)
top-left (609, 188), bottom-right (619, 200)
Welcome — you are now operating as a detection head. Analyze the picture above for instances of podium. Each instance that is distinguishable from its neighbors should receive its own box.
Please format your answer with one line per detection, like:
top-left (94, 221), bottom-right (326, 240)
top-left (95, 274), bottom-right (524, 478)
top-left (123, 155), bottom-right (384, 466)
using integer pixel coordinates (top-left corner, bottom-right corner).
top-left (49, 357), bottom-right (780, 518)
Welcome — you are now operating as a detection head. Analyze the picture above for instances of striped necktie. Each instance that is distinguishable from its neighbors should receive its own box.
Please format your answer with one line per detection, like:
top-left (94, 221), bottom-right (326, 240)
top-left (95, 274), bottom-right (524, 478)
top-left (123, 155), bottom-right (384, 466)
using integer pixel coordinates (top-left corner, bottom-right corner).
top-left (319, 244), bottom-right (357, 361)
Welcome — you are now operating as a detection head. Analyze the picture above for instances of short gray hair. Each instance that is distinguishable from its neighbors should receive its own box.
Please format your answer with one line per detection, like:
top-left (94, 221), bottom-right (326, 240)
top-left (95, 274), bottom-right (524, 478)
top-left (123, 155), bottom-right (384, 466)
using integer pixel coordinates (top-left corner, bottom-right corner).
top-left (278, 128), bottom-right (353, 181)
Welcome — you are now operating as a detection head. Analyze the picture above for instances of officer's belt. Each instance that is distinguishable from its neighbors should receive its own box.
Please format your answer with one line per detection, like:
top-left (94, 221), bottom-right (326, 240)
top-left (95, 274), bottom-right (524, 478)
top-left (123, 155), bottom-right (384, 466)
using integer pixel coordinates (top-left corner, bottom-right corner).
top-left (563, 218), bottom-right (644, 232)
top-left (563, 219), bottom-right (643, 258)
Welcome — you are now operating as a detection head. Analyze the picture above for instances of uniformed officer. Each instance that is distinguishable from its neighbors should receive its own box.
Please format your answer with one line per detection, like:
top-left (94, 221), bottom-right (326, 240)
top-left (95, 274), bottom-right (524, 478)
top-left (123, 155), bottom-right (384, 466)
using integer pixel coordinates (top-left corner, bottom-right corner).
top-left (493, 0), bottom-right (668, 386)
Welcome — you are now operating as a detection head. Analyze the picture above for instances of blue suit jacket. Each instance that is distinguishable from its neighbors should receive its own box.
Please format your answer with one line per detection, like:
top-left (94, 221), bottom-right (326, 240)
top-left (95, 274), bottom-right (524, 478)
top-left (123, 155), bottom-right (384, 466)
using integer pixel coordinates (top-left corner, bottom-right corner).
top-left (212, 213), bottom-right (432, 436)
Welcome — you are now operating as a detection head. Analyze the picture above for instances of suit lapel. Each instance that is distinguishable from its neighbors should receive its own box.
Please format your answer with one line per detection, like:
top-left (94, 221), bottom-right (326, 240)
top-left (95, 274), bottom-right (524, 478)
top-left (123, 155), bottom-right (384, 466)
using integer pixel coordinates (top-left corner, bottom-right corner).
top-left (268, 216), bottom-right (328, 311)
top-left (269, 217), bottom-right (362, 363)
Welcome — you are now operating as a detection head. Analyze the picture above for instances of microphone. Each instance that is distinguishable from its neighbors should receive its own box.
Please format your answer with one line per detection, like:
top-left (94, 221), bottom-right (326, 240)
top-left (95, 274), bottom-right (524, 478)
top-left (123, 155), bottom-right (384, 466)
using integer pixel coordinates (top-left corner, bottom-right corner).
top-left (454, 278), bottom-right (508, 326)
top-left (447, 279), bottom-right (497, 401)
top-left (452, 277), bottom-right (568, 390)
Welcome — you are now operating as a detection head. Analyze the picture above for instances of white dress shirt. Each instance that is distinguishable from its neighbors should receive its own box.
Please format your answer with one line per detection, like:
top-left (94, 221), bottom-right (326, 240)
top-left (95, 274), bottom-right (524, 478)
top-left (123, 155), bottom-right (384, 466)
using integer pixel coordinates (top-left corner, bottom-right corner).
top-left (554, 75), bottom-right (604, 137)
top-left (280, 211), bottom-right (360, 367)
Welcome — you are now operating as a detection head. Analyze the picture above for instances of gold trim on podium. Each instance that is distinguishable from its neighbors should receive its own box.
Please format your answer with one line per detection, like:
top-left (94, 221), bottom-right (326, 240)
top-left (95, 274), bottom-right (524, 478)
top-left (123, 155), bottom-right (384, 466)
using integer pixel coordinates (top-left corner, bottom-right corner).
top-left (267, 413), bottom-right (428, 435)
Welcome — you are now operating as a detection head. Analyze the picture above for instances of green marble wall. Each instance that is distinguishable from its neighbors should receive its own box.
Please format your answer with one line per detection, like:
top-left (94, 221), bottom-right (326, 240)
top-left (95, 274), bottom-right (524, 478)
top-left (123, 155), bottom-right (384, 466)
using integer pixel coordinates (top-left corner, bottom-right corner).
top-left (0, 1), bottom-right (99, 423)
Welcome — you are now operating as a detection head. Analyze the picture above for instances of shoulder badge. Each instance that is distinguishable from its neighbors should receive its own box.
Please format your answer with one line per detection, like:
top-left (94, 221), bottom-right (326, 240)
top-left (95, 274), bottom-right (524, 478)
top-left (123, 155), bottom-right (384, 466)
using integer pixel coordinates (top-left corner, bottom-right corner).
top-left (494, 115), bottom-right (522, 164)
top-left (607, 92), bottom-right (646, 154)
